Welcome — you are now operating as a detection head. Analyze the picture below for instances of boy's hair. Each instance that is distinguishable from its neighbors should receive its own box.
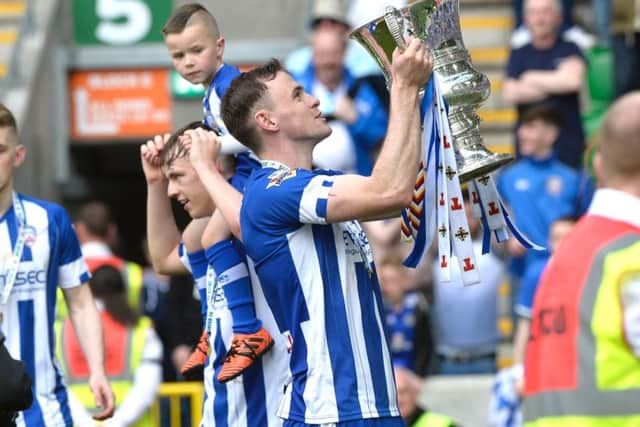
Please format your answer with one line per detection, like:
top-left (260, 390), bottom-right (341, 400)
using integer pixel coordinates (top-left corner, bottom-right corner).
top-left (0, 103), bottom-right (18, 134)
top-left (519, 104), bottom-right (564, 129)
top-left (90, 265), bottom-right (139, 327)
top-left (161, 121), bottom-right (209, 167)
top-left (162, 3), bottom-right (220, 39)
top-left (221, 59), bottom-right (283, 154)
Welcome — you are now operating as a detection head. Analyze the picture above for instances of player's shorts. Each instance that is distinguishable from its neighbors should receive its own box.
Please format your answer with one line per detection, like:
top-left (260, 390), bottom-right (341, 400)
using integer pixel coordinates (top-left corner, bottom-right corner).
top-left (283, 416), bottom-right (405, 427)
top-left (229, 151), bottom-right (261, 193)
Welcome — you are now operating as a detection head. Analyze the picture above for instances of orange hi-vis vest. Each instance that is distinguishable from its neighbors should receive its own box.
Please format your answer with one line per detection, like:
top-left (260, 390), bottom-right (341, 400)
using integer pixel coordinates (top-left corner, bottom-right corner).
top-left (56, 254), bottom-right (143, 319)
top-left (56, 312), bottom-right (152, 426)
top-left (523, 214), bottom-right (640, 426)
top-left (85, 254), bottom-right (143, 310)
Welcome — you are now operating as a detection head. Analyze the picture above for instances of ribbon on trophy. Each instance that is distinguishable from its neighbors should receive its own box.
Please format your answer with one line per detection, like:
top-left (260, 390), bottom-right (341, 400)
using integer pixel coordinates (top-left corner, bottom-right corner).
top-left (401, 74), bottom-right (543, 285)
top-left (469, 175), bottom-right (544, 255)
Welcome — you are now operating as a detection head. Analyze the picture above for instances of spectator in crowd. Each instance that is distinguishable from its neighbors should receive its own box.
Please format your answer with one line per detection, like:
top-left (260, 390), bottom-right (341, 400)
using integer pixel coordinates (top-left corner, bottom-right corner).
top-left (0, 103), bottom-right (114, 425)
top-left (157, 274), bottom-right (203, 427)
top-left (510, 0), bottom-right (595, 49)
top-left (512, 216), bottom-right (577, 366)
top-left (432, 197), bottom-right (505, 375)
top-left (140, 238), bottom-right (170, 332)
top-left (378, 248), bottom-right (434, 377)
top-left (162, 274), bottom-right (203, 382)
top-left (293, 28), bottom-right (389, 175)
top-left (58, 265), bottom-right (162, 427)
top-left (395, 366), bottom-right (459, 426)
top-left (74, 201), bottom-right (144, 312)
top-left (522, 91), bottom-right (640, 426)
top-left (497, 105), bottom-right (591, 320)
top-left (611, 0), bottom-right (640, 98)
top-left (286, 0), bottom-right (393, 81)
top-left (139, 238), bottom-right (201, 386)
top-left (503, 0), bottom-right (587, 170)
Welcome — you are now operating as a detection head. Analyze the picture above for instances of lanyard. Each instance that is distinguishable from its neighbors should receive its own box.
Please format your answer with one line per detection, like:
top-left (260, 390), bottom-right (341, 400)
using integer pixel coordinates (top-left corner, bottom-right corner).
top-left (204, 264), bottom-right (220, 336)
top-left (1, 192), bottom-right (27, 304)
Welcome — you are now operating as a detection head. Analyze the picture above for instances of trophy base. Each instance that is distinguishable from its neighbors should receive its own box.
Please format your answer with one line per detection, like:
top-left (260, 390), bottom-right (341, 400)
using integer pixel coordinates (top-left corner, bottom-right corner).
top-left (458, 152), bottom-right (514, 183)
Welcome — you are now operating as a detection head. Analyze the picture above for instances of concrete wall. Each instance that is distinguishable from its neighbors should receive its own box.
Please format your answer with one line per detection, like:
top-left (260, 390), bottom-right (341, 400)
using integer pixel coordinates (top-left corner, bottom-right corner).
top-left (13, 0), bottom-right (69, 201)
top-left (418, 375), bottom-right (495, 427)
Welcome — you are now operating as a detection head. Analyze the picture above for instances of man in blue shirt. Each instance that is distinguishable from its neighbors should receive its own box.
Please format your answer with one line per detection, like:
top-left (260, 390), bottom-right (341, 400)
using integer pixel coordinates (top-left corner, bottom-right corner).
top-left (293, 29), bottom-right (388, 175)
top-left (503, 0), bottom-right (586, 170)
top-left (217, 39), bottom-right (431, 426)
top-left (497, 105), bottom-right (591, 330)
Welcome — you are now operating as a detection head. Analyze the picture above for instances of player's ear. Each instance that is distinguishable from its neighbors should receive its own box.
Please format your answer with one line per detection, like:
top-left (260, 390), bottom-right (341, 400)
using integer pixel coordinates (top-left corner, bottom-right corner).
top-left (254, 109), bottom-right (278, 133)
top-left (215, 37), bottom-right (225, 61)
top-left (13, 144), bottom-right (26, 168)
top-left (593, 151), bottom-right (604, 187)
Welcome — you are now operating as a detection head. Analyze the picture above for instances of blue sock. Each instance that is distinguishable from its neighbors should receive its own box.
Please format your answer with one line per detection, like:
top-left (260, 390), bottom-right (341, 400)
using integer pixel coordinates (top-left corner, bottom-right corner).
top-left (205, 239), bottom-right (262, 334)
top-left (186, 249), bottom-right (209, 327)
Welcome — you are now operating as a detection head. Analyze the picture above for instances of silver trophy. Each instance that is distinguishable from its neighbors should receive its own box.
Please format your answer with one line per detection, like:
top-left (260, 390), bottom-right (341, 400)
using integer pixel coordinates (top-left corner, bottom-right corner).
top-left (350, 0), bottom-right (513, 182)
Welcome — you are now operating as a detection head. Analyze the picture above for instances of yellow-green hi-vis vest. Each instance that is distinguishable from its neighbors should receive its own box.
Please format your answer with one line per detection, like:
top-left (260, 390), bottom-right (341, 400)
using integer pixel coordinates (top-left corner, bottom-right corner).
top-left (413, 411), bottom-right (456, 427)
top-left (523, 222), bottom-right (640, 427)
top-left (56, 315), bottom-right (153, 427)
top-left (56, 260), bottom-right (143, 319)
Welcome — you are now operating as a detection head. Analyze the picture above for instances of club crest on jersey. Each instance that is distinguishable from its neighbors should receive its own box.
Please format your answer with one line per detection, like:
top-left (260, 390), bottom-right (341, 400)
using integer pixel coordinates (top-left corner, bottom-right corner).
top-left (546, 175), bottom-right (564, 195)
top-left (23, 225), bottom-right (37, 247)
top-left (266, 169), bottom-right (297, 189)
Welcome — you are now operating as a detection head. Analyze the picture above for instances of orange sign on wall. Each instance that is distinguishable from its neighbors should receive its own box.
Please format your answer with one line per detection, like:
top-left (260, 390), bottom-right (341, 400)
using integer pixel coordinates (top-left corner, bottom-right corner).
top-left (69, 69), bottom-right (171, 140)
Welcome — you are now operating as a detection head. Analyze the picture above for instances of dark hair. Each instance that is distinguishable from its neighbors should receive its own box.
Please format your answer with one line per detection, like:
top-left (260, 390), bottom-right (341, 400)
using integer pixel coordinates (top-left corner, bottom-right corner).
top-left (0, 103), bottom-right (18, 133)
top-left (221, 59), bottom-right (283, 153)
top-left (553, 215), bottom-right (579, 224)
top-left (89, 265), bottom-right (139, 327)
top-left (75, 201), bottom-right (112, 238)
top-left (162, 3), bottom-right (219, 38)
top-left (160, 121), bottom-right (209, 167)
top-left (519, 104), bottom-right (564, 129)
top-left (310, 17), bottom-right (350, 30)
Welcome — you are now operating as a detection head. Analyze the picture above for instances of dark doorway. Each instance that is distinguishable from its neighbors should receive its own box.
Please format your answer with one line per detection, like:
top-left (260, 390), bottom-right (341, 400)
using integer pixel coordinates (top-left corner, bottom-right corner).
top-left (68, 142), bottom-right (189, 265)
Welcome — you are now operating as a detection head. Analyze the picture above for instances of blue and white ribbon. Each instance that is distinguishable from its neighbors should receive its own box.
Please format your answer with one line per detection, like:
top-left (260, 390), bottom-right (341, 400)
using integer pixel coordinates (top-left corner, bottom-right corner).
top-left (471, 176), bottom-right (544, 255)
top-left (401, 73), bottom-right (543, 286)
top-left (1, 192), bottom-right (28, 304)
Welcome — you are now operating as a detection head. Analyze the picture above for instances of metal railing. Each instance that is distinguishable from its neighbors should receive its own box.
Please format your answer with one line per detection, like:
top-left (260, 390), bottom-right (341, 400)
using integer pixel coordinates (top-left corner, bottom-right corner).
top-left (151, 382), bottom-right (204, 427)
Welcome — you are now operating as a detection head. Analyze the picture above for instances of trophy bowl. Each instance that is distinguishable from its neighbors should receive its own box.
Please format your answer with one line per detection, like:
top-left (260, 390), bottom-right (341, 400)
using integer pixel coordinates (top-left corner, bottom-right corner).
top-left (350, 0), bottom-right (513, 182)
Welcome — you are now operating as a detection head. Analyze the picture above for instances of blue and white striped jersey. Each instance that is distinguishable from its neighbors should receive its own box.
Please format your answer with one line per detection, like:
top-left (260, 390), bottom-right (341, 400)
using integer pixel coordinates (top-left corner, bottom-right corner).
top-left (180, 244), bottom-right (288, 427)
top-left (240, 165), bottom-right (400, 424)
top-left (202, 62), bottom-right (239, 135)
top-left (0, 193), bottom-right (90, 427)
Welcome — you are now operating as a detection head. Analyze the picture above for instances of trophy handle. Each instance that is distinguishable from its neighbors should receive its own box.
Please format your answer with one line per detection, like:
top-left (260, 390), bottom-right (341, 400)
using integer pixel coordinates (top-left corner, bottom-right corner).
top-left (384, 6), bottom-right (407, 51)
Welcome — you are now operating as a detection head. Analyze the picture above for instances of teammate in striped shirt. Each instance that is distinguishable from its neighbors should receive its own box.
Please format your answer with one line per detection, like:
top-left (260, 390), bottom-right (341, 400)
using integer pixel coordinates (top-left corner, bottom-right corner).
top-left (219, 39), bottom-right (433, 426)
top-left (0, 104), bottom-right (115, 426)
top-left (140, 122), bottom-right (289, 427)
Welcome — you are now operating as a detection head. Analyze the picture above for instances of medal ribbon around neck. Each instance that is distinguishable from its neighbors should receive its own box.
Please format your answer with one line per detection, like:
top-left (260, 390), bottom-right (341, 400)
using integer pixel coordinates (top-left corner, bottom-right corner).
top-left (1, 191), bottom-right (28, 304)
